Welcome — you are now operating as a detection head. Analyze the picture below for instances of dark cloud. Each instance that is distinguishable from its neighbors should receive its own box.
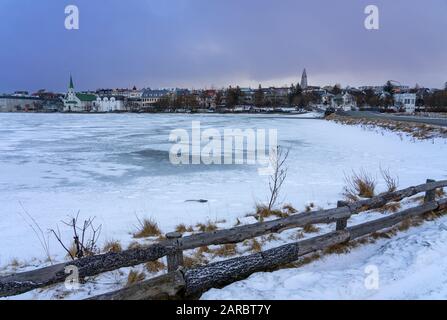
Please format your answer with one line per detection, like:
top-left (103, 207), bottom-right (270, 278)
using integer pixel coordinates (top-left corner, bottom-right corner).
top-left (0, 0), bottom-right (445, 92)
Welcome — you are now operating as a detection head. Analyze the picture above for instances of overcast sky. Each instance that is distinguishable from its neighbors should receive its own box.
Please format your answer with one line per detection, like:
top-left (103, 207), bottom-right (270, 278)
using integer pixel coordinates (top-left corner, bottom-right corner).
top-left (0, 0), bottom-right (446, 93)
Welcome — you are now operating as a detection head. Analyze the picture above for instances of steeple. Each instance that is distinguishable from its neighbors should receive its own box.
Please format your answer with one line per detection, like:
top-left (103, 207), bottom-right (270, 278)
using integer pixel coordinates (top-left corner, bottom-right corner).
top-left (69, 74), bottom-right (74, 90)
top-left (300, 69), bottom-right (308, 90)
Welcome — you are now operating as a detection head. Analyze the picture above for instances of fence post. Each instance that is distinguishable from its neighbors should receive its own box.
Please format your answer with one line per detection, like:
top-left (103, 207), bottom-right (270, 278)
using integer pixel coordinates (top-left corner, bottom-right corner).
top-left (166, 232), bottom-right (184, 272)
top-left (424, 179), bottom-right (436, 203)
top-left (336, 201), bottom-right (349, 231)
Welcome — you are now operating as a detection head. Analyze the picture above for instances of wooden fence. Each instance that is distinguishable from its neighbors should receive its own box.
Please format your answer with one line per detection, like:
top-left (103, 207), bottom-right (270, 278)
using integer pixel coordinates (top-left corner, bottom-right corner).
top-left (1, 179), bottom-right (447, 299)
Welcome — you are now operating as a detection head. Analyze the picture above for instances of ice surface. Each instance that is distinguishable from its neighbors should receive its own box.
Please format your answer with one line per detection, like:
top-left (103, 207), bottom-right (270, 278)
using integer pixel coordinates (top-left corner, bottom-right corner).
top-left (0, 113), bottom-right (446, 266)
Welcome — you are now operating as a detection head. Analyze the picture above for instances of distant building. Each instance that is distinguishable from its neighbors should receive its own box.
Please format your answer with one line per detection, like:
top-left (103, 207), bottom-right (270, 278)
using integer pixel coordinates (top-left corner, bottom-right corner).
top-left (63, 76), bottom-right (97, 112)
top-left (141, 89), bottom-right (170, 109)
top-left (300, 69), bottom-right (308, 90)
top-left (394, 93), bottom-right (416, 113)
top-left (199, 89), bottom-right (219, 109)
top-left (321, 92), bottom-right (334, 106)
top-left (0, 94), bottom-right (42, 112)
top-left (333, 92), bottom-right (357, 111)
top-left (95, 96), bottom-right (126, 112)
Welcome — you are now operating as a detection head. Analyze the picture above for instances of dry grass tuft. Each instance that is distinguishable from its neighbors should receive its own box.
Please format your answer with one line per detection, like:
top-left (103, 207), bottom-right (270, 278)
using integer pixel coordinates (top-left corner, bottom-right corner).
top-left (397, 218), bottom-right (413, 232)
top-left (247, 239), bottom-right (262, 253)
top-left (175, 224), bottom-right (194, 234)
top-left (343, 170), bottom-right (376, 201)
top-left (305, 203), bottom-right (315, 212)
top-left (133, 218), bottom-right (161, 238)
top-left (198, 246), bottom-right (211, 254)
top-left (303, 224), bottom-right (320, 234)
top-left (145, 260), bottom-right (166, 273)
top-left (213, 243), bottom-right (238, 257)
top-left (9, 258), bottom-right (21, 268)
top-left (324, 243), bottom-right (351, 255)
top-left (292, 231), bottom-right (305, 240)
top-left (294, 253), bottom-right (322, 268)
top-left (255, 204), bottom-right (287, 221)
top-left (66, 242), bottom-right (78, 260)
top-left (264, 234), bottom-right (280, 242)
top-left (184, 251), bottom-right (209, 268)
top-left (196, 221), bottom-right (218, 233)
top-left (103, 240), bottom-right (122, 253)
top-left (282, 204), bottom-right (298, 215)
top-left (436, 188), bottom-right (446, 199)
top-left (377, 202), bottom-right (401, 214)
top-left (126, 270), bottom-right (145, 286)
top-left (127, 241), bottom-right (143, 250)
top-left (381, 168), bottom-right (399, 193)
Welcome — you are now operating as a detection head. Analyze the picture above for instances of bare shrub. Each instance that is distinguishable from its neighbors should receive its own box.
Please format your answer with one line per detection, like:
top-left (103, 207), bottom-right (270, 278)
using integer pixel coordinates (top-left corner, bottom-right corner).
top-left (267, 146), bottom-right (290, 212)
top-left (51, 213), bottom-right (102, 260)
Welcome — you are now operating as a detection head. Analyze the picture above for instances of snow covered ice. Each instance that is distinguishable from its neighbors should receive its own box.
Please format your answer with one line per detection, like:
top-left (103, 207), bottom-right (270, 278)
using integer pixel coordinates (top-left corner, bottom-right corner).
top-left (0, 112), bottom-right (446, 299)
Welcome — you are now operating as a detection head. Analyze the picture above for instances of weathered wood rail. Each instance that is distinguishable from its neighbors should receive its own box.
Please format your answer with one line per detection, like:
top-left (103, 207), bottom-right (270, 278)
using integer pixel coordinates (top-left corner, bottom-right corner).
top-left (1, 179), bottom-right (446, 299)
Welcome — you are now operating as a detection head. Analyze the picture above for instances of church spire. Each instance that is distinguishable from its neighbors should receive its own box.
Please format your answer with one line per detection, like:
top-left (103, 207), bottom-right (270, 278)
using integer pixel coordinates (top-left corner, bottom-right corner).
top-left (300, 69), bottom-right (308, 89)
top-left (69, 74), bottom-right (74, 90)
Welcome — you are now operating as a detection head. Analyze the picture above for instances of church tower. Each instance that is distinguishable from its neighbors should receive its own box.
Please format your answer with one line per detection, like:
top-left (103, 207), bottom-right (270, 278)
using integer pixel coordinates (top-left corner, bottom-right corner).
top-left (67, 75), bottom-right (76, 100)
top-left (300, 69), bottom-right (308, 89)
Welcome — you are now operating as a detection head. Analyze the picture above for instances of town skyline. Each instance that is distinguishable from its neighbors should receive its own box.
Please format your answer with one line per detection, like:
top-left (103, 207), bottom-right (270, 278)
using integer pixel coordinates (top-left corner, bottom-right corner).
top-left (2, 70), bottom-right (445, 96)
top-left (1, 0), bottom-right (446, 92)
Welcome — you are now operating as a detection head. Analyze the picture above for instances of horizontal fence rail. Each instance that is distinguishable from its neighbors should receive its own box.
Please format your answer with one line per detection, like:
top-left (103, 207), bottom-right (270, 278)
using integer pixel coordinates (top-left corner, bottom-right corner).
top-left (1, 179), bottom-right (446, 298)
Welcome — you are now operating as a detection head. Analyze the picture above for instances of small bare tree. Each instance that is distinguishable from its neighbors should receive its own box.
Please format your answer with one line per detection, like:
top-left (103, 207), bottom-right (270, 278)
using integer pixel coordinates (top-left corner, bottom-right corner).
top-left (50, 212), bottom-right (102, 260)
top-left (267, 146), bottom-right (290, 211)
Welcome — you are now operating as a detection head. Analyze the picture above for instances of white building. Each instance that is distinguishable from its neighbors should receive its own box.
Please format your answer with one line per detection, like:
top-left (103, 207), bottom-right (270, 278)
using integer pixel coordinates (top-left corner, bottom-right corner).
top-left (394, 93), bottom-right (416, 113)
top-left (95, 96), bottom-right (126, 112)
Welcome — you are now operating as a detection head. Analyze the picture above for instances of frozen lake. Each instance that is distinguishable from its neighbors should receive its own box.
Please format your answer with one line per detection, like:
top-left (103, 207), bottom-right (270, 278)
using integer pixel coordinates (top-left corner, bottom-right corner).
top-left (0, 113), bottom-right (446, 263)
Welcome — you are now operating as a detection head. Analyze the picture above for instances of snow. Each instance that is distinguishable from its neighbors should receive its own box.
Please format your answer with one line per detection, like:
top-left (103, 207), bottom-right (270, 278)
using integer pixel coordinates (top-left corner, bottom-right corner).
top-left (202, 216), bottom-right (447, 300)
top-left (0, 112), bottom-right (446, 300)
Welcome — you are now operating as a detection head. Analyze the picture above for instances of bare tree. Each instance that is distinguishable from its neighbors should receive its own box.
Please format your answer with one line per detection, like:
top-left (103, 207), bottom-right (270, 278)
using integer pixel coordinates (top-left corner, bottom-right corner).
top-left (267, 146), bottom-right (290, 211)
top-left (50, 212), bottom-right (102, 260)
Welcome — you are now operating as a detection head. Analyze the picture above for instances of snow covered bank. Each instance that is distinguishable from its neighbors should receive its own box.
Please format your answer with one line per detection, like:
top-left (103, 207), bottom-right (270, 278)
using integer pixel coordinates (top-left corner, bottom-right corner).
top-left (203, 215), bottom-right (447, 300)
